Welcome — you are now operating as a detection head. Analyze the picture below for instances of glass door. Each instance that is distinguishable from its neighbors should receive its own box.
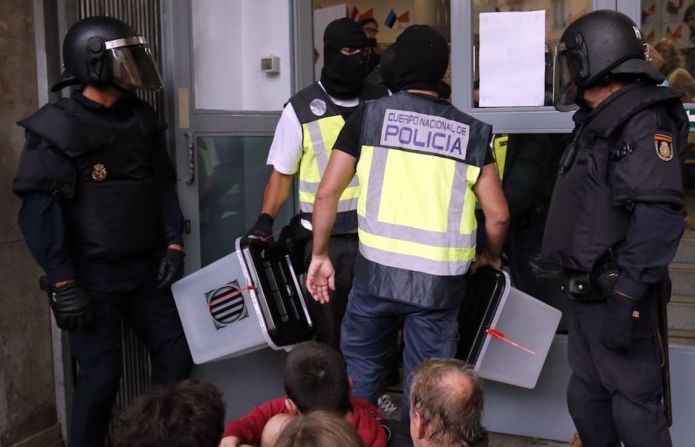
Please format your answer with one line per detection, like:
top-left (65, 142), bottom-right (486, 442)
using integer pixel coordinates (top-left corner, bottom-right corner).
top-left (159, 0), bottom-right (314, 420)
top-left (162, 0), bottom-right (313, 270)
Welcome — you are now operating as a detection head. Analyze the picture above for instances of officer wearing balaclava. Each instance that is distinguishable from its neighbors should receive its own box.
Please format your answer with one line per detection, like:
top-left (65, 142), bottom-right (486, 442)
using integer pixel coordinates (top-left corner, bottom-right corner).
top-left (247, 18), bottom-right (388, 351)
top-left (306, 25), bottom-right (508, 425)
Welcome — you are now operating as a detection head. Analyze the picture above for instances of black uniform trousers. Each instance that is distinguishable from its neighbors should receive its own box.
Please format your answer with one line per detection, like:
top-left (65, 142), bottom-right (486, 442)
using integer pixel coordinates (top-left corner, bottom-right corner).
top-left (304, 233), bottom-right (358, 349)
top-left (566, 290), bottom-right (671, 447)
top-left (68, 264), bottom-right (192, 447)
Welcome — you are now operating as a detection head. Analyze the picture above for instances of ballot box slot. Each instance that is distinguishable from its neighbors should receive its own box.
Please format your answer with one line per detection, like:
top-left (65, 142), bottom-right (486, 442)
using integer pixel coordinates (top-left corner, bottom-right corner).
top-left (457, 267), bottom-right (506, 363)
top-left (241, 239), bottom-right (314, 347)
top-left (263, 260), bottom-right (289, 323)
top-left (276, 256), bottom-right (301, 321)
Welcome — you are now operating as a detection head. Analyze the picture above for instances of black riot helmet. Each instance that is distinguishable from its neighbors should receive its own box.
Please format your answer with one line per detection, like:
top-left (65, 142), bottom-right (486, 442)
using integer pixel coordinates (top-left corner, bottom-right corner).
top-left (52, 16), bottom-right (163, 92)
top-left (553, 10), bottom-right (663, 111)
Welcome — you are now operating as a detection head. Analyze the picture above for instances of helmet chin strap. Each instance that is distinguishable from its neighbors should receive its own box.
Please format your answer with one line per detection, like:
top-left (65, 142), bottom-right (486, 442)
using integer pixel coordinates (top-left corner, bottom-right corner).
top-left (575, 88), bottom-right (591, 109)
top-left (108, 81), bottom-right (129, 94)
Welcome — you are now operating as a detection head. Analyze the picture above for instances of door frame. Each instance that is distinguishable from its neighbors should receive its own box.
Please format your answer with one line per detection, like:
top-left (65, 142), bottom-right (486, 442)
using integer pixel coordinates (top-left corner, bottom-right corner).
top-left (160, 0), bottom-right (314, 272)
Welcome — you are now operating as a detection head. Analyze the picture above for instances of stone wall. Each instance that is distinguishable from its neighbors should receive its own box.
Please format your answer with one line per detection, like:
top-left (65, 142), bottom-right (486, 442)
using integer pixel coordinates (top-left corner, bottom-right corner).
top-left (0, 1), bottom-right (58, 445)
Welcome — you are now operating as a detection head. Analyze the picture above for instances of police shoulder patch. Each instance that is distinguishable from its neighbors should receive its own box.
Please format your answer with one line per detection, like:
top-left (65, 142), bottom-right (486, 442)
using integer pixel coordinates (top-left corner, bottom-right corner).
top-left (309, 98), bottom-right (327, 117)
top-left (654, 133), bottom-right (673, 162)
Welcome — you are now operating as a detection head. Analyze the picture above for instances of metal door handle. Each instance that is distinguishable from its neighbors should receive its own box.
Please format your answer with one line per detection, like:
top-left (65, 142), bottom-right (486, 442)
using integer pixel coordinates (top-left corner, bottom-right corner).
top-left (184, 132), bottom-right (195, 185)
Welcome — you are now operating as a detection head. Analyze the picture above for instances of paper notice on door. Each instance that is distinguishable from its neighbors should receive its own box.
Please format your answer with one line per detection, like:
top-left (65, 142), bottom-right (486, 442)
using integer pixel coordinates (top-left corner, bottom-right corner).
top-left (479, 11), bottom-right (546, 107)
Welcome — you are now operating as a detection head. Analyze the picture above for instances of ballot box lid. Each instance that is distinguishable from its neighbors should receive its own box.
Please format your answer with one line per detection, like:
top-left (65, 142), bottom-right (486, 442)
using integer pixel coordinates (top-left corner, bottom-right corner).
top-left (236, 237), bottom-right (313, 349)
top-left (458, 267), bottom-right (561, 389)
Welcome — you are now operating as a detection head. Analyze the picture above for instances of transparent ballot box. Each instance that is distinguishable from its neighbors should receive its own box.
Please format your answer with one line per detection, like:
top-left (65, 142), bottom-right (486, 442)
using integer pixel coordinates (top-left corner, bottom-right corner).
top-left (172, 237), bottom-right (313, 364)
top-left (457, 267), bottom-right (561, 389)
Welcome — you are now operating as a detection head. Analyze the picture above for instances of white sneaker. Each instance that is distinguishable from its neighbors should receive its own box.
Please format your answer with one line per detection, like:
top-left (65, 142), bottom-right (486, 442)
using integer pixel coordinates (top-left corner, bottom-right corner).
top-left (377, 393), bottom-right (399, 417)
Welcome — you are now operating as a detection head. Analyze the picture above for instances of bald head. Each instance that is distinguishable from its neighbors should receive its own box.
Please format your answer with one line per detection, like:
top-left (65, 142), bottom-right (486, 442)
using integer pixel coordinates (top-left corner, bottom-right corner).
top-left (409, 359), bottom-right (486, 447)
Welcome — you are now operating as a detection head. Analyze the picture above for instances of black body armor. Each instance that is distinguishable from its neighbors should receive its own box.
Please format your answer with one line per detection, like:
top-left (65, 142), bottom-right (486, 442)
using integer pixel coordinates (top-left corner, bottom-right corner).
top-left (542, 83), bottom-right (688, 271)
top-left (15, 95), bottom-right (163, 257)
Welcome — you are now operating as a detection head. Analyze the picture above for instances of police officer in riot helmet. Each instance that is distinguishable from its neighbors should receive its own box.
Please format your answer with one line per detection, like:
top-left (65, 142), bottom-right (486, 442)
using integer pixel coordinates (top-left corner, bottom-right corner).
top-left (13, 16), bottom-right (191, 446)
top-left (542, 10), bottom-right (687, 446)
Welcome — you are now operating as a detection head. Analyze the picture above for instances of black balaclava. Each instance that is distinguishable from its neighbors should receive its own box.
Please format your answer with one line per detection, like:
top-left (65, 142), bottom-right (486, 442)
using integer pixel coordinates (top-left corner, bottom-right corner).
top-left (391, 25), bottom-right (449, 92)
top-left (321, 18), bottom-right (369, 99)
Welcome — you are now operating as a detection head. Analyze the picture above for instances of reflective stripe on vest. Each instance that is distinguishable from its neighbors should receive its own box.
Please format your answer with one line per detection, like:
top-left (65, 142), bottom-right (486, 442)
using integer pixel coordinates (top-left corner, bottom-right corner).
top-left (356, 144), bottom-right (481, 276)
top-left (298, 117), bottom-right (359, 213)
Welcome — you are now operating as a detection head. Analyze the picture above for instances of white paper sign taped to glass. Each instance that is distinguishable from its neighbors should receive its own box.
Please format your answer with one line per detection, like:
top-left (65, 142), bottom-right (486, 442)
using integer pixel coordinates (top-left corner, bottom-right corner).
top-left (172, 237), bottom-right (313, 364)
top-left (457, 267), bottom-right (561, 389)
top-left (479, 11), bottom-right (546, 107)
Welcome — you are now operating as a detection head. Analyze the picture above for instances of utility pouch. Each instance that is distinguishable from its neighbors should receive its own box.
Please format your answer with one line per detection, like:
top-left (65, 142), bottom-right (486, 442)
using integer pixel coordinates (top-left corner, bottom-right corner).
top-left (591, 259), bottom-right (620, 301)
top-left (563, 272), bottom-right (597, 301)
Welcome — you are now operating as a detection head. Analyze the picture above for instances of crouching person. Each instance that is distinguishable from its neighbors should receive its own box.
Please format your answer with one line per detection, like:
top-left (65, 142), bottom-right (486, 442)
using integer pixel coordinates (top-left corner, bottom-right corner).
top-left (220, 341), bottom-right (387, 447)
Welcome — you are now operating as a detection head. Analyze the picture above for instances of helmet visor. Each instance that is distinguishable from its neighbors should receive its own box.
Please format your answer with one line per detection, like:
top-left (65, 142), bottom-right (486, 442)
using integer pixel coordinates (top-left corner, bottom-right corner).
top-left (108, 44), bottom-right (163, 91)
top-left (553, 45), bottom-right (579, 112)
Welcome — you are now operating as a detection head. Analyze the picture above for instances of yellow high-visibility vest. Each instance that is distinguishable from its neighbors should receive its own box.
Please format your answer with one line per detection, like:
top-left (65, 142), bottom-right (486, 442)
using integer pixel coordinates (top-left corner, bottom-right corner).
top-left (289, 84), bottom-right (360, 225)
top-left (296, 114), bottom-right (360, 215)
top-left (355, 92), bottom-right (491, 277)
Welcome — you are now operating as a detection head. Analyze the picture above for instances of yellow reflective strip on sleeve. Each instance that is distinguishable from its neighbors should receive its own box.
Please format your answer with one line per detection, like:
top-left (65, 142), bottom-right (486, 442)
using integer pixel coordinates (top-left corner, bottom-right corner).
top-left (358, 229), bottom-right (476, 263)
top-left (378, 150), bottom-right (456, 232)
top-left (460, 166), bottom-right (481, 234)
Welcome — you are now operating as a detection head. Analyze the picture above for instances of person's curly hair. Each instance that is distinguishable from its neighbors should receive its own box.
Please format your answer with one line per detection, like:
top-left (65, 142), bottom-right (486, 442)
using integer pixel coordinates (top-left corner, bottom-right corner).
top-left (113, 379), bottom-right (225, 447)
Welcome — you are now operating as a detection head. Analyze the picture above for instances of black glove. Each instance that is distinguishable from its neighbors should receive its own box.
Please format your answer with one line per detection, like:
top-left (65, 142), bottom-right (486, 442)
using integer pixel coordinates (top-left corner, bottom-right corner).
top-left (49, 282), bottom-right (93, 332)
top-left (602, 293), bottom-right (640, 350)
top-left (157, 248), bottom-right (186, 289)
top-left (278, 214), bottom-right (313, 274)
top-left (248, 213), bottom-right (274, 241)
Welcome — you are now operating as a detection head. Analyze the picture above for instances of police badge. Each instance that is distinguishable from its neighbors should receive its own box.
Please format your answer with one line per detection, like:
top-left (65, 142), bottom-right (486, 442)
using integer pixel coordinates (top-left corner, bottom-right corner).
top-left (654, 134), bottom-right (673, 162)
top-left (91, 163), bottom-right (107, 181)
top-left (309, 98), bottom-right (327, 117)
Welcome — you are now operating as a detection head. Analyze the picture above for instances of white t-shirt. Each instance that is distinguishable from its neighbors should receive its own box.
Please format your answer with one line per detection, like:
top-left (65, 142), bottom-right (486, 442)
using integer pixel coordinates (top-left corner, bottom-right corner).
top-left (266, 82), bottom-right (359, 174)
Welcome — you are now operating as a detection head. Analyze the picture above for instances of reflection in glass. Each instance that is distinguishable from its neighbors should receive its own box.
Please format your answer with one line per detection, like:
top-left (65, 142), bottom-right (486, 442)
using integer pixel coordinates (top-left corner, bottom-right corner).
top-left (197, 136), bottom-right (295, 266)
top-left (486, 133), bottom-right (569, 329)
top-left (471, 0), bottom-right (592, 108)
top-left (191, 0), bottom-right (291, 111)
top-left (641, 1), bottom-right (695, 103)
top-left (641, 1), bottom-right (695, 199)
top-left (311, 1), bottom-right (451, 86)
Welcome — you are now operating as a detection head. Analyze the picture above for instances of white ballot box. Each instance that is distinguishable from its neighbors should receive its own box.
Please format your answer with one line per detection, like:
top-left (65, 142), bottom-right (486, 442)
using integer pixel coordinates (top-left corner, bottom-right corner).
top-left (172, 237), bottom-right (313, 364)
top-left (458, 267), bottom-right (562, 389)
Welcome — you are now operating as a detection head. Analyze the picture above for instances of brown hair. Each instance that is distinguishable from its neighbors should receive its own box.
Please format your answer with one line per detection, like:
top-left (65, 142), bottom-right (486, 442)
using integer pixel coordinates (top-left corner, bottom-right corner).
top-left (113, 379), bottom-right (225, 447)
top-left (655, 39), bottom-right (686, 74)
top-left (409, 359), bottom-right (487, 447)
top-left (275, 411), bottom-right (364, 447)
